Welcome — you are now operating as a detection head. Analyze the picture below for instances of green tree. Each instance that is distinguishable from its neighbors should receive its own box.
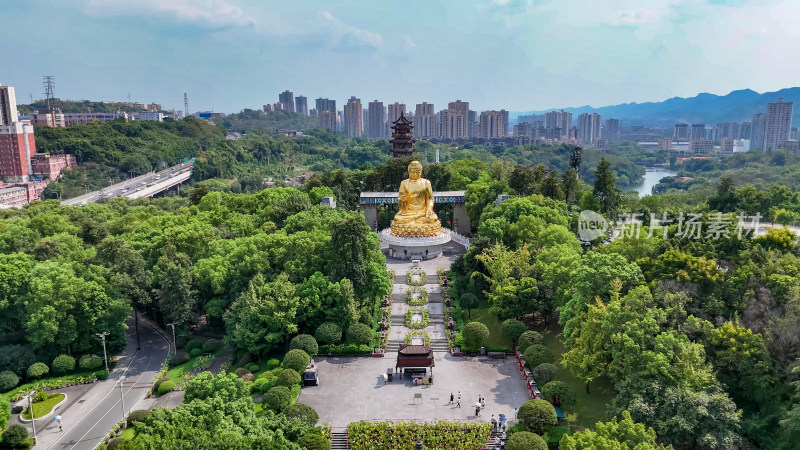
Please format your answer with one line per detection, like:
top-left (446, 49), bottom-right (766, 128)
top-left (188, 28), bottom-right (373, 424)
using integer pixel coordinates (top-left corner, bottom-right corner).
top-left (459, 293), bottom-right (479, 318)
top-left (559, 410), bottom-right (671, 450)
top-left (462, 322), bottom-right (490, 350)
top-left (1, 424), bottom-right (29, 448)
top-left (314, 323), bottom-right (342, 345)
top-left (289, 334), bottom-right (319, 357)
top-left (562, 168), bottom-right (579, 205)
top-left (592, 157), bottom-right (620, 216)
top-left (277, 369), bottom-right (302, 387)
top-left (507, 431), bottom-right (547, 450)
top-left (0, 371), bottom-right (18, 392)
top-left (155, 245), bottom-right (196, 330)
top-left (224, 273), bottom-right (299, 356)
top-left (264, 386), bottom-right (291, 412)
top-left (524, 345), bottom-right (554, 368)
top-left (27, 362), bottom-right (49, 379)
top-left (541, 381), bottom-right (576, 407)
top-left (285, 403), bottom-right (320, 428)
top-left (500, 319), bottom-right (527, 347)
top-left (282, 349), bottom-right (311, 373)
top-left (518, 399), bottom-right (558, 435)
top-left (184, 372), bottom-right (249, 403)
top-left (532, 363), bottom-right (559, 386)
top-left (346, 323), bottom-right (372, 346)
top-left (518, 331), bottom-right (544, 353)
top-left (52, 354), bottom-right (76, 374)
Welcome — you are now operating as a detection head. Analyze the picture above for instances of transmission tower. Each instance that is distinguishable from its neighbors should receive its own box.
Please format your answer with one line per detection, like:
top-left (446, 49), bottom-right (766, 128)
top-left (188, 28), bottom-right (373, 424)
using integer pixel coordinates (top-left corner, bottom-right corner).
top-left (43, 75), bottom-right (55, 111)
top-left (183, 93), bottom-right (189, 118)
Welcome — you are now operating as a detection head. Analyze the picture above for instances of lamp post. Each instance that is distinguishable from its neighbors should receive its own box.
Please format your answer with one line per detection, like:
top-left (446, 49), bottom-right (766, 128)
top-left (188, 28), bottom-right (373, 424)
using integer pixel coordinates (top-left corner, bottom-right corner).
top-left (166, 323), bottom-right (177, 355)
top-left (118, 376), bottom-right (126, 424)
top-left (27, 390), bottom-right (37, 443)
top-left (96, 332), bottom-right (110, 374)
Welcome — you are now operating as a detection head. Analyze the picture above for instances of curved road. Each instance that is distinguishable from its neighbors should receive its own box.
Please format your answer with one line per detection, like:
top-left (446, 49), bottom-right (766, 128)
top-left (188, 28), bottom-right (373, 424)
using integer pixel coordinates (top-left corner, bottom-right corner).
top-left (32, 317), bottom-right (169, 450)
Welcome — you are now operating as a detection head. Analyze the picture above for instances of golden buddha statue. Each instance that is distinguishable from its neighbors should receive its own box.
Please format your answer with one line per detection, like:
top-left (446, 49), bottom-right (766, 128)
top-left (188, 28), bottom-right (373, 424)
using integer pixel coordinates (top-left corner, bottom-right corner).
top-left (391, 161), bottom-right (442, 237)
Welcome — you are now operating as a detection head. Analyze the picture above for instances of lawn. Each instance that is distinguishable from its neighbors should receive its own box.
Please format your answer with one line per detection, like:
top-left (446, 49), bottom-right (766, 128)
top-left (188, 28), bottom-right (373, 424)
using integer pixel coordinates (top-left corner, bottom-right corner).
top-left (21, 393), bottom-right (65, 420)
top-left (120, 427), bottom-right (135, 440)
top-left (462, 305), bottom-right (510, 350)
top-left (540, 326), bottom-right (616, 429)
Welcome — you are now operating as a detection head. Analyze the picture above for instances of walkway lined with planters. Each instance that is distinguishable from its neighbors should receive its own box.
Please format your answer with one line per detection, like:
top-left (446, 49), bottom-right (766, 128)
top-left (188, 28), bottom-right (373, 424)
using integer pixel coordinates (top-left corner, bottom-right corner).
top-left (386, 270), bottom-right (449, 354)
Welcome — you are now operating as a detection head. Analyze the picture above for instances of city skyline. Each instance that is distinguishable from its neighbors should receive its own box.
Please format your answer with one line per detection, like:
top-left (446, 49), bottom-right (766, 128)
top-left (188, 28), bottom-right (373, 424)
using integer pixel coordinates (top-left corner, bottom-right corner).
top-left (3, 0), bottom-right (800, 113)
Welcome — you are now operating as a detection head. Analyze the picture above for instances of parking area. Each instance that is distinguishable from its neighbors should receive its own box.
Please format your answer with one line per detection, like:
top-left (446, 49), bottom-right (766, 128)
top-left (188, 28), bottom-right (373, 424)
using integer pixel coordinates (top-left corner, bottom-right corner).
top-left (297, 352), bottom-right (529, 427)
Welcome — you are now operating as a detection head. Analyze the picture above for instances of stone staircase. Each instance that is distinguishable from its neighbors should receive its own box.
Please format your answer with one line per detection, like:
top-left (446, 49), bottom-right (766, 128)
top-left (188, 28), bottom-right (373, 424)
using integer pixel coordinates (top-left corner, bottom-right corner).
top-left (330, 431), bottom-right (350, 449)
top-left (429, 338), bottom-right (449, 352)
top-left (485, 430), bottom-right (507, 449)
top-left (386, 338), bottom-right (404, 352)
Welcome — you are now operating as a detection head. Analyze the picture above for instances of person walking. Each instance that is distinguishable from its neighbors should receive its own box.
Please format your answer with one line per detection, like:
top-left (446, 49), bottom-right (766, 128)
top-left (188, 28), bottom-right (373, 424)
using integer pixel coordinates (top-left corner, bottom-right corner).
top-left (481, 397), bottom-right (486, 409)
top-left (475, 405), bottom-right (480, 417)
top-left (491, 415), bottom-right (497, 431)
top-left (457, 391), bottom-right (462, 408)
top-left (449, 393), bottom-right (454, 404)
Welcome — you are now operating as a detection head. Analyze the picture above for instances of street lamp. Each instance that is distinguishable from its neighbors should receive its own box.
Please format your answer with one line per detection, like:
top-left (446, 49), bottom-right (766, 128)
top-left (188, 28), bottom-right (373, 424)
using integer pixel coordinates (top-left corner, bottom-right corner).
top-left (118, 376), bottom-right (126, 424)
top-left (82, 184), bottom-right (90, 195)
top-left (96, 332), bottom-right (110, 374)
top-left (166, 323), bottom-right (177, 355)
top-left (27, 390), bottom-right (37, 444)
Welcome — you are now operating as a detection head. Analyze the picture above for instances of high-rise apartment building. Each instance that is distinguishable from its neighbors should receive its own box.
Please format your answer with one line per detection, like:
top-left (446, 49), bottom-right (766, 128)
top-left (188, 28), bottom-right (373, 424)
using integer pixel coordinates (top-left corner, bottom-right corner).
top-left (764, 98), bottom-right (793, 151)
top-left (414, 102), bottom-right (437, 138)
top-left (544, 110), bottom-right (571, 139)
top-left (689, 139), bottom-right (714, 153)
top-left (0, 85), bottom-right (19, 125)
top-left (605, 118), bottom-right (620, 141)
top-left (295, 96), bottom-right (308, 116)
top-left (578, 113), bottom-right (602, 145)
top-left (315, 98), bottom-right (337, 131)
top-left (691, 124), bottom-right (706, 140)
top-left (478, 110), bottom-right (504, 139)
top-left (343, 96), bottom-right (363, 138)
top-left (750, 113), bottom-right (766, 151)
top-left (278, 90), bottom-right (295, 113)
top-left (447, 100), bottom-right (469, 139)
top-left (468, 110), bottom-right (477, 138)
top-left (500, 110), bottom-right (509, 137)
top-left (673, 124), bottom-right (688, 140)
top-left (440, 109), bottom-right (465, 140)
top-left (387, 103), bottom-right (406, 124)
top-left (739, 122), bottom-right (751, 141)
top-left (368, 100), bottom-right (385, 139)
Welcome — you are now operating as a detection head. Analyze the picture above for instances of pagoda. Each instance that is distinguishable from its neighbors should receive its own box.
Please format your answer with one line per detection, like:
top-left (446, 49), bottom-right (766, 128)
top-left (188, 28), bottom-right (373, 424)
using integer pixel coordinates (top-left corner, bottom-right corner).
top-left (389, 112), bottom-right (416, 158)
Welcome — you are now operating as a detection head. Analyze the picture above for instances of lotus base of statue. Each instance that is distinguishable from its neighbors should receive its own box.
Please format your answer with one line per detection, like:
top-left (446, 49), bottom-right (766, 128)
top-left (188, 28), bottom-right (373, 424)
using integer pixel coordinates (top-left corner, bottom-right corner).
top-left (380, 228), bottom-right (452, 260)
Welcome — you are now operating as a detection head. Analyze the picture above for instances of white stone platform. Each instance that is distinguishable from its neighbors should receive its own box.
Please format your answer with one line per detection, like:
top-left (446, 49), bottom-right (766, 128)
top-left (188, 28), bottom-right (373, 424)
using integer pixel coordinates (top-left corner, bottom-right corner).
top-left (380, 228), bottom-right (453, 260)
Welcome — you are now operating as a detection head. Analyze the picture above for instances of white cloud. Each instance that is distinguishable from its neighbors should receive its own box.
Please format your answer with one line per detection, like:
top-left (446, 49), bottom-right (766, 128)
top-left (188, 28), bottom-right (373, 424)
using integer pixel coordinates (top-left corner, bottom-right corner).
top-left (319, 10), bottom-right (383, 51)
top-left (85, 0), bottom-right (255, 28)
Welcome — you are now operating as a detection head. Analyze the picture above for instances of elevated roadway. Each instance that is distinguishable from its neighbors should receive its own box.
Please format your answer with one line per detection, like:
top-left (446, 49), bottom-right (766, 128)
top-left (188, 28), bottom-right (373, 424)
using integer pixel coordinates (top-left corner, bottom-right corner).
top-left (61, 162), bottom-right (193, 206)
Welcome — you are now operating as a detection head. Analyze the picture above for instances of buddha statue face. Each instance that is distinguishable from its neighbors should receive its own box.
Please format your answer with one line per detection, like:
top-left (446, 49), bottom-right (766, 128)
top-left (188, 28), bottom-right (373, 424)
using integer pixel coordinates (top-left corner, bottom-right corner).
top-left (408, 161), bottom-right (423, 180)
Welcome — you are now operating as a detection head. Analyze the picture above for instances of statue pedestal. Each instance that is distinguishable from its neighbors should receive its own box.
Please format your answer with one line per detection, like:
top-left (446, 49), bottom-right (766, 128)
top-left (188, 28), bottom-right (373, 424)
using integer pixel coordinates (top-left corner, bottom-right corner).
top-left (380, 228), bottom-right (452, 260)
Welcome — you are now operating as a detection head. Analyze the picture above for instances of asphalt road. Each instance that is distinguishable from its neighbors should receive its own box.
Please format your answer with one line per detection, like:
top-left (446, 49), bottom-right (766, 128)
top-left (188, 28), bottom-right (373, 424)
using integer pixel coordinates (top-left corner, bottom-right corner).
top-left (35, 317), bottom-right (169, 450)
top-left (61, 162), bottom-right (193, 206)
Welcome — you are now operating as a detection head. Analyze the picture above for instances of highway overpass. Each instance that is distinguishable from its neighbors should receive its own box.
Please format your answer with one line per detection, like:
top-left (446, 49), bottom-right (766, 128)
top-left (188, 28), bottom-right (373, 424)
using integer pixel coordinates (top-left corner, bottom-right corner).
top-left (62, 162), bottom-right (193, 206)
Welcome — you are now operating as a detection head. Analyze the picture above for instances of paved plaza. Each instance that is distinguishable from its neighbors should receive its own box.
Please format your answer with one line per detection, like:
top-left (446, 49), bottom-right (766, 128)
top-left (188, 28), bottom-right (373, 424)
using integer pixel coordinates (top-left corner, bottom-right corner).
top-left (297, 352), bottom-right (530, 428)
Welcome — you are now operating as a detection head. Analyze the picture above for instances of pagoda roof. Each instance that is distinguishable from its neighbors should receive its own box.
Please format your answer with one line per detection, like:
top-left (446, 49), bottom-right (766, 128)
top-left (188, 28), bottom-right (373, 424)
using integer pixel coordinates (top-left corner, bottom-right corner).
top-left (392, 111), bottom-right (413, 126)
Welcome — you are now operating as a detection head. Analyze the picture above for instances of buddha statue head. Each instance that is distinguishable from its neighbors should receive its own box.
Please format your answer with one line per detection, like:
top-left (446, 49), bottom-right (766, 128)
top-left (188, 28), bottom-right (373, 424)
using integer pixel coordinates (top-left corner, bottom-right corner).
top-left (408, 161), bottom-right (423, 180)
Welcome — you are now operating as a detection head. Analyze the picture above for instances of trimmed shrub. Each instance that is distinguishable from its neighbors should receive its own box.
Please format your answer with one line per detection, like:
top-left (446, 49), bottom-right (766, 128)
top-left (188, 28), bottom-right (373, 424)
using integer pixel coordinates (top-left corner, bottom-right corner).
top-left (186, 339), bottom-right (204, 351)
top-left (285, 403), bottom-right (319, 427)
top-left (290, 334), bottom-right (319, 357)
top-left (27, 362), bottom-right (49, 379)
top-left (234, 368), bottom-right (251, 378)
top-left (201, 341), bottom-right (221, 354)
top-left (0, 371), bottom-right (19, 392)
top-left (266, 358), bottom-right (281, 370)
top-left (78, 354), bottom-right (103, 371)
top-left (298, 432), bottom-right (331, 450)
top-left (170, 351), bottom-right (190, 366)
top-left (241, 373), bottom-right (254, 382)
top-left (532, 363), bottom-right (559, 386)
top-left (52, 354), bottom-right (76, 374)
top-left (518, 331), bottom-right (544, 352)
top-left (107, 437), bottom-right (128, 450)
top-left (263, 386), bottom-right (291, 412)
top-left (0, 395), bottom-right (10, 432)
top-left (523, 345), bottom-right (554, 369)
top-left (246, 363), bottom-right (260, 373)
top-left (127, 409), bottom-right (150, 427)
top-left (518, 399), bottom-right (558, 435)
top-left (189, 348), bottom-right (203, 357)
top-left (346, 323), bottom-right (372, 346)
top-left (282, 349), bottom-right (310, 373)
top-left (157, 380), bottom-right (176, 395)
top-left (315, 323), bottom-right (342, 345)
top-left (462, 322), bottom-right (490, 350)
top-left (1, 424), bottom-right (29, 448)
top-left (251, 377), bottom-right (274, 395)
top-left (277, 369), bottom-right (301, 387)
top-left (506, 431), bottom-right (547, 450)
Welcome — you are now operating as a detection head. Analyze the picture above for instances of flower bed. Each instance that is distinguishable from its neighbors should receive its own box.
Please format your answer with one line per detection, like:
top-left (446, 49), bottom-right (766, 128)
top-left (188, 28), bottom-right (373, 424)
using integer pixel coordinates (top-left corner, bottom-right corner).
top-left (20, 393), bottom-right (65, 420)
top-left (406, 269), bottom-right (426, 286)
top-left (347, 420), bottom-right (492, 450)
top-left (319, 344), bottom-right (373, 355)
top-left (405, 307), bottom-right (430, 329)
top-left (404, 330), bottom-right (431, 346)
top-left (406, 287), bottom-right (428, 306)
top-left (7, 371), bottom-right (105, 402)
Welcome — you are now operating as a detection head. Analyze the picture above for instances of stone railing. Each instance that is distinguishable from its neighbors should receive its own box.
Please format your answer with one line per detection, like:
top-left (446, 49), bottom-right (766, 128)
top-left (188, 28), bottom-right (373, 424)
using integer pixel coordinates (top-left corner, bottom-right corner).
top-left (450, 231), bottom-right (472, 249)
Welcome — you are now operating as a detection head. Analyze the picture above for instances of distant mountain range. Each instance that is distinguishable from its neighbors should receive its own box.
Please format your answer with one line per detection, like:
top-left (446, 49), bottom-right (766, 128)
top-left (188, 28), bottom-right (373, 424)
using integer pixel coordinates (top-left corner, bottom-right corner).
top-left (513, 87), bottom-right (800, 128)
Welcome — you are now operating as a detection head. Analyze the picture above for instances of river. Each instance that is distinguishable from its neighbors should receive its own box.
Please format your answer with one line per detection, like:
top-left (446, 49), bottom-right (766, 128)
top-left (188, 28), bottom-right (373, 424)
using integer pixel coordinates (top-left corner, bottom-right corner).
top-left (631, 167), bottom-right (677, 197)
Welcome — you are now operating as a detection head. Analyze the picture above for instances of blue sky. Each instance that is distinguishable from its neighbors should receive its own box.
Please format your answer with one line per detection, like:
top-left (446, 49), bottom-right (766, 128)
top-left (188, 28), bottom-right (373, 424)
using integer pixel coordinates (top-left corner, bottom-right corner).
top-left (2, 0), bottom-right (799, 113)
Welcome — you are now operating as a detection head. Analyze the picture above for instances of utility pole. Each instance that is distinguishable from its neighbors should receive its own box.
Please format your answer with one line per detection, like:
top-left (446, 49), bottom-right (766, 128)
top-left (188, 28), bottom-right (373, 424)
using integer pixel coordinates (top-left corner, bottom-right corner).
top-left (43, 76), bottom-right (55, 111)
top-left (166, 323), bottom-right (177, 355)
top-left (96, 332), bottom-right (110, 374)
